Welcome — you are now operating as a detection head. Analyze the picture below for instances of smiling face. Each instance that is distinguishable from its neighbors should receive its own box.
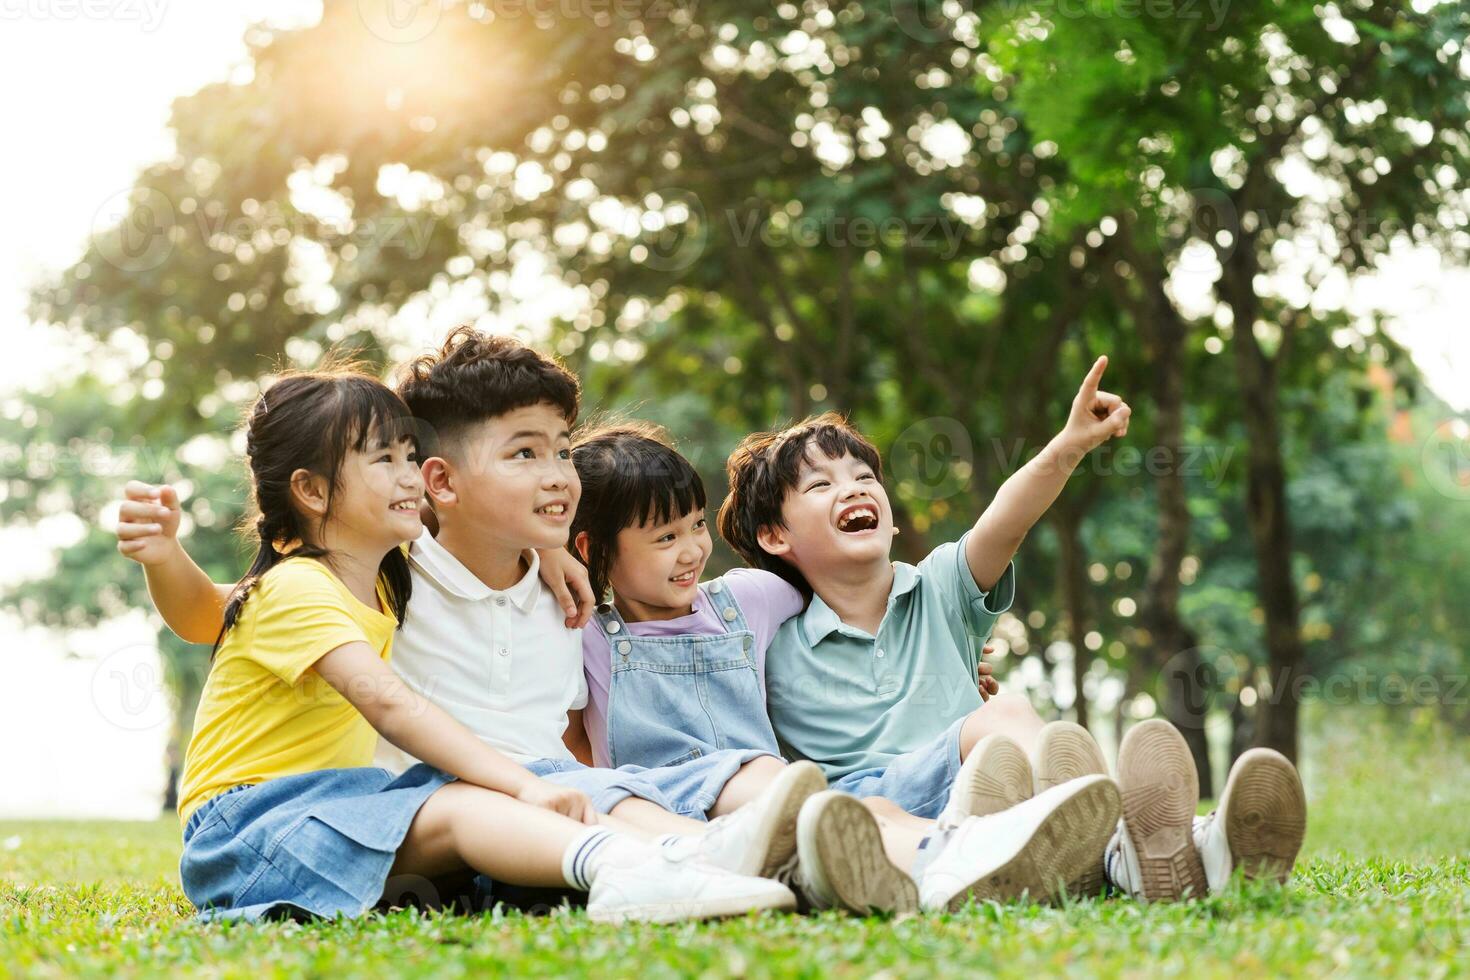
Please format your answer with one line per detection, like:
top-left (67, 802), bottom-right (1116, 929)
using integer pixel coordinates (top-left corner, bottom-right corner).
top-left (327, 431), bottom-right (425, 550)
top-left (758, 449), bottom-right (895, 578)
top-left (426, 401), bottom-right (581, 552)
top-left (603, 507), bottom-right (713, 621)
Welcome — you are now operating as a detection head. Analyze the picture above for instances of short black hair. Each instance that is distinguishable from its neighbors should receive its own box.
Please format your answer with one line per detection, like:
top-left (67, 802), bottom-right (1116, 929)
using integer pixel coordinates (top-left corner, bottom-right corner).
top-left (717, 412), bottom-right (882, 596)
top-left (570, 422), bottom-right (706, 602)
top-left (394, 325), bottom-right (580, 458)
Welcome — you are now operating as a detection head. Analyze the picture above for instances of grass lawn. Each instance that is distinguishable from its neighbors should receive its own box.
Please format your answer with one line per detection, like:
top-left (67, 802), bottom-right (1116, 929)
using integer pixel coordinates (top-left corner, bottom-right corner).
top-left (4, 710), bottom-right (1467, 978)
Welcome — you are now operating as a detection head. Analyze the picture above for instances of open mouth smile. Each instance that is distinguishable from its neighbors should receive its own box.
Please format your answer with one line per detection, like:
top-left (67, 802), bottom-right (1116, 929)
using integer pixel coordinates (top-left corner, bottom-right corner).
top-left (836, 504), bottom-right (880, 533)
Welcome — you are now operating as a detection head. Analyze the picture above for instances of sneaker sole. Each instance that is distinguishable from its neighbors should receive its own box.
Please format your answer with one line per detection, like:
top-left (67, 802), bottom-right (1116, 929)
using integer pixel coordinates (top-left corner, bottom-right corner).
top-left (954, 733), bottom-right (1034, 818)
top-left (1033, 721), bottom-right (1110, 897)
top-left (938, 774), bottom-right (1121, 910)
top-left (588, 887), bottom-right (797, 925)
top-left (745, 760), bottom-right (828, 879)
top-left (798, 792), bottom-right (919, 916)
top-left (1218, 748), bottom-right (1306, 884)
top-left (1117, 719), bottom-right (1208, 902)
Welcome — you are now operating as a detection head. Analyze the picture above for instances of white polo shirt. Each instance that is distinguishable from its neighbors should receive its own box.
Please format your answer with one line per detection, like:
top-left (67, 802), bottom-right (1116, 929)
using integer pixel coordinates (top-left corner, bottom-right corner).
top-left (374, 528), bottom-right (586, 772)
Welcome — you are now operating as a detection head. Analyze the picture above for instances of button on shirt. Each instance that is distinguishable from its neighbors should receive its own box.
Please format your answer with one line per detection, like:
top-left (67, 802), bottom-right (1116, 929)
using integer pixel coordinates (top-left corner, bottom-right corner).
top-left (765, 532), bottom-right (1016, 780)
top-left (374, 529), bottom-right (587, 772)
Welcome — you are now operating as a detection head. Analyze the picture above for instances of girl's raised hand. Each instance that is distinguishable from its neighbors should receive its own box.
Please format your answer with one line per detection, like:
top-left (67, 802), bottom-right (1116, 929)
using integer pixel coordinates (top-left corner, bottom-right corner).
top-left (516, 779), bottom-right (597, 824)
top-left (115, 481), bottom-right (183, 566)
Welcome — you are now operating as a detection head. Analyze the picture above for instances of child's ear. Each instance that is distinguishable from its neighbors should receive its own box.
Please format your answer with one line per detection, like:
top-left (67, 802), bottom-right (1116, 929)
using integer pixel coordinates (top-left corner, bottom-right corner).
top-left (421, 457), bottom-right (457, 508)
top-left (755, 524), bottom-right (791, 558)
top-left (573, 531), bottom-right (591, 563)
top-left (288, 469), bottom-right (329, 519)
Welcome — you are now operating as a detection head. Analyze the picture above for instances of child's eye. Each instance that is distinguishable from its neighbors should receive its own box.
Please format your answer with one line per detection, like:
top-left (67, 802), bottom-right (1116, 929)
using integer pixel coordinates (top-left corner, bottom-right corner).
top-left (657, 533), bottom-right (676, 544)
top-left (513, 447), bottom-right (535, 459)
top-left (693, 518), bottom-right (707, 530)
top-left (558, 449), bottom-right (571, 460)
top-left (858, 472), bottom-right (875, 481)
top-left (805, 480), bottom-right (829, 492)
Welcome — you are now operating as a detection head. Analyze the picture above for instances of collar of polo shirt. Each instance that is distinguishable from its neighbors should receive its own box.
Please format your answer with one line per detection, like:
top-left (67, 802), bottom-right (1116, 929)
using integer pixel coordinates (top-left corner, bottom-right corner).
top-left (407, 527), bottom-right (541, 610)
top-left (800, 561), bottom-right (922, 644)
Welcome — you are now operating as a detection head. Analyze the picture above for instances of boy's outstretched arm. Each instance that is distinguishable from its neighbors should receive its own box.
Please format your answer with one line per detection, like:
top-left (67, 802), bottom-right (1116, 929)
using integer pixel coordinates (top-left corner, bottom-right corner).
top-left (115, 481), bottom-right (234, 644)
top-left (965, 356), bottom-right (1131, 590)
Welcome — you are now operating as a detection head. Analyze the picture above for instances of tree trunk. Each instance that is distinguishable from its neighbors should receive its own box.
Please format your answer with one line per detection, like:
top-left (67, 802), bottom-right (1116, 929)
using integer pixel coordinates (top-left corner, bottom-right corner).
top-left (1129, 251), bottom-right (1213, 795)
top-left (1053, 504), bottom-right (1090, 730)
top-left (1219, 221), bottom-right (1306, 764)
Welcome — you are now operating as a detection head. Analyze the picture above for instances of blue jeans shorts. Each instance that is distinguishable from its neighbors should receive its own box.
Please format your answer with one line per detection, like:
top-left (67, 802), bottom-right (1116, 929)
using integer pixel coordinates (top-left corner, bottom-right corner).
top-left (828, 717), bottom-right (966, 820)
top-left (179, 764), bottom-right (456, 922)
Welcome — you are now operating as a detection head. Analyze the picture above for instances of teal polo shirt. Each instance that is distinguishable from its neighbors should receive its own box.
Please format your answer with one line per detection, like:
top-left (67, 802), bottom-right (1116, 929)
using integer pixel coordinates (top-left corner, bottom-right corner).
top-left (765, 532), bottom-right (1016, 780)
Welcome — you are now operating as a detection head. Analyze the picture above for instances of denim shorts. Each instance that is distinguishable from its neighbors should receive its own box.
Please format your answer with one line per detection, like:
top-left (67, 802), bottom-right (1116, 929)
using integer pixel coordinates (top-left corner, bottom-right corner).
top-left (828, 717), bottom-right (966, 820)
top-left (612, 748), bottom-right (777, 820)
top-left (525, 757), bottom-right (679, 815)
top-left (179, 764), bottom-right (455, 922)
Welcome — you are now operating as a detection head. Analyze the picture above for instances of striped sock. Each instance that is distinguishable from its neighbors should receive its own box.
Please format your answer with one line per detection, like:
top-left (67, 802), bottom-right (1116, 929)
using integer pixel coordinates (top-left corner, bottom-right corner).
top-left (561, 828), bottom-right (615, 891)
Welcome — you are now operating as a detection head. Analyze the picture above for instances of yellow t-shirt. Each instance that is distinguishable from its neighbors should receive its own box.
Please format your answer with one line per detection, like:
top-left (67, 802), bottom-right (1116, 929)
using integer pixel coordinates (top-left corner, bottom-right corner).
top-left (177, 557), bottom-right (398, 825)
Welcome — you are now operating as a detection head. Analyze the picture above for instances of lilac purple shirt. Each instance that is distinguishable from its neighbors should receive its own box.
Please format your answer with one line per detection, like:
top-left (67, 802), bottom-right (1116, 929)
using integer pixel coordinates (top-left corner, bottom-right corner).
top-left (581, 568), bottom-right (804, 768)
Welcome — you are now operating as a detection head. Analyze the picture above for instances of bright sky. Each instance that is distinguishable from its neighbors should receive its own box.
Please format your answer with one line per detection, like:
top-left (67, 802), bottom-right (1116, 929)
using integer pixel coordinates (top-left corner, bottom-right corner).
top-left (0, 1), bottom-right (1465, 818)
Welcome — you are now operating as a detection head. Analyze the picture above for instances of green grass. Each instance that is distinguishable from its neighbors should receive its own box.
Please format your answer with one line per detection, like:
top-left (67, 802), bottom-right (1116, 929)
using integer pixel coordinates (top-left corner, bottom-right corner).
top-left (4, 711), bottom-right (1467, 978)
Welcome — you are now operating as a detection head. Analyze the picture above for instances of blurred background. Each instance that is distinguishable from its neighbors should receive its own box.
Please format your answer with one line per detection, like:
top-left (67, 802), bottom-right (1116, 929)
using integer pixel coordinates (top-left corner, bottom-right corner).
top-left (1, 0), bottom-right (1466, 819)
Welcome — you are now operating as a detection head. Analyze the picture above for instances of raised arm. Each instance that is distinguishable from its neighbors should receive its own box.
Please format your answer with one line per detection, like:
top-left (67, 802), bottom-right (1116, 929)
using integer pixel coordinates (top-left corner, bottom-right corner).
top-left (115, 481), bottom-right (234, 644)
top-left (965, 356), bottom-right (1131, 590)
top-left (313, 641), bottom-right (595, 822)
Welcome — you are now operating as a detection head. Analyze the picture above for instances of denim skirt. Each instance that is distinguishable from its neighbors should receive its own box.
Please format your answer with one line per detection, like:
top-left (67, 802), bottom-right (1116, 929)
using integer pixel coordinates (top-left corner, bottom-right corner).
top-left (179, 764), bottom-right (455, 922)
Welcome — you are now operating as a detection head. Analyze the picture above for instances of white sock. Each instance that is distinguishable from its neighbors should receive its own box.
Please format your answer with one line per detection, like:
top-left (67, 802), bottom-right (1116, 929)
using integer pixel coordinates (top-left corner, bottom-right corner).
top-left (560, 829), bottom-right (655, 890)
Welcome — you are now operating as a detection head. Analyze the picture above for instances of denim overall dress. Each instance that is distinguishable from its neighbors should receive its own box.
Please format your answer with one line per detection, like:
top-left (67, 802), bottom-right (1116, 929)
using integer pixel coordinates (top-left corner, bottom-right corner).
top-left (593, 577), bottom-right (782, 817)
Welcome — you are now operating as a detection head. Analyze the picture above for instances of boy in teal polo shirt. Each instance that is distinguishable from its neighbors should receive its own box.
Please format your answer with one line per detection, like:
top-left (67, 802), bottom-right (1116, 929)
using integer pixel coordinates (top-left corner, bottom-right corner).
top-left (720, 357), bottom-right (1308, 900)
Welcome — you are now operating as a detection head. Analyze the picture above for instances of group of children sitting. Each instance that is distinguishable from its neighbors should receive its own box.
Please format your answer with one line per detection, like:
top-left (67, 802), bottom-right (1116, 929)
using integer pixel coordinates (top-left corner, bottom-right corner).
top-left (115, 327), bottom-right (1307, 924)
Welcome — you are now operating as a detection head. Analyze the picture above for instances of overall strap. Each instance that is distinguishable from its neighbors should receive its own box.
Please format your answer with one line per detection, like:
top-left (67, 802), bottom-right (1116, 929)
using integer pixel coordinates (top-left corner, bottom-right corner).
top-left (593, 600), bottom-right (634, 657)
top-left (704, 576), bottom-right (751, 633)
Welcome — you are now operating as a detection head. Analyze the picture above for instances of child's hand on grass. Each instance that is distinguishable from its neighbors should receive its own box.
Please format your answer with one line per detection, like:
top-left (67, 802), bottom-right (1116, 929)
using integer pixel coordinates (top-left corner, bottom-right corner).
top-left (1059, 355), bottom-right (1131, 457)
top-left (517, 779), bottom-right (597, 824)
top-left (115, 481), bottom-right (183, 566)
top-left (978, 642), bottom-right (1000, 701)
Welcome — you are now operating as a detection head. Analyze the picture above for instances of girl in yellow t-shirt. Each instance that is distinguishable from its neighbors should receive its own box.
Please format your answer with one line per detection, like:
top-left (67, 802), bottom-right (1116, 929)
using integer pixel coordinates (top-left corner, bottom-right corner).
top-left (149, 365), bottom-right (790, 924)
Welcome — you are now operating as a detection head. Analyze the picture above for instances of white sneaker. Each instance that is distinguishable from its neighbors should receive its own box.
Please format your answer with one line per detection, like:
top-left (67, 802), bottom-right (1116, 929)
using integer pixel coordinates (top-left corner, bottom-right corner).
top-left (1191, 748), bottom-right (1306, 893)
top-left (1031, 721), bottom-right (1110, 896)
top-left (1108, 719), bottom-right (1207, 901)
top-left (918, 773), bottom-right (1121, 911)
top-left (782, 791), bottom-right (919, 915)
top-left (683, 760), bottom-right (826, 878)
top-left (937, 733), bottom-right (1033, 827)
top-left (587, 857), bottom-right (797, 924)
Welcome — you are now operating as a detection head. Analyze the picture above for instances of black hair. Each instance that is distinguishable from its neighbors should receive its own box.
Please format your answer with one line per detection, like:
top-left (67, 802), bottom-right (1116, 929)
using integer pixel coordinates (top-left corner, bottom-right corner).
top-left (570, 422), bottom-right (707, 602)
top-left (717, 412), bottom-right (882, 596)
top-left (394, 325), bottom-right (580, 460)
top-left (215, 364), bottom-right (415, 653)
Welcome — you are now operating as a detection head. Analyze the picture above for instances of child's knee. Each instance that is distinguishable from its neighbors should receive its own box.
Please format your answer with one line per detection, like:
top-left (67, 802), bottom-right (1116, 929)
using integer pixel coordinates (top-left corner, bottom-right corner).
top-left (985, 692), bottom-right (1042, 727)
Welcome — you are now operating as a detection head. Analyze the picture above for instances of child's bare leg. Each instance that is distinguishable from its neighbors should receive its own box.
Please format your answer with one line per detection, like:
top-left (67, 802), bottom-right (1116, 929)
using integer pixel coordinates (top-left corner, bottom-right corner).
top-left (861, 796), bottom-right (934, 871)
top-left (708, 755), bottom-right (787, 817)
top-left (389, 782), bottom-right (585, 888)
top-left (959, 692), bottom-right (1046, 757)
top-left (603, 797), bottom-right (707, 836)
